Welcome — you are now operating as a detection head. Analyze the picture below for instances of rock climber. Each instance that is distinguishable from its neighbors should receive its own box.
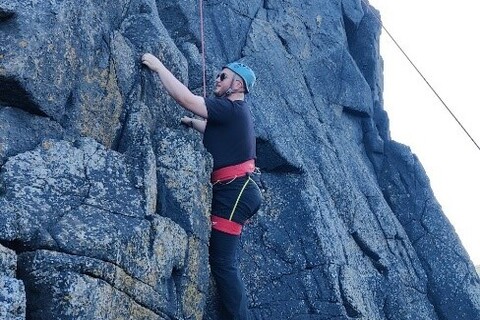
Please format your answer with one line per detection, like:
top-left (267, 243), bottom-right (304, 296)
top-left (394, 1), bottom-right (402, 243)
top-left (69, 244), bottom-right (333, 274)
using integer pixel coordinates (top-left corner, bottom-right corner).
top-left (141, 53), bottom-right (262, 320)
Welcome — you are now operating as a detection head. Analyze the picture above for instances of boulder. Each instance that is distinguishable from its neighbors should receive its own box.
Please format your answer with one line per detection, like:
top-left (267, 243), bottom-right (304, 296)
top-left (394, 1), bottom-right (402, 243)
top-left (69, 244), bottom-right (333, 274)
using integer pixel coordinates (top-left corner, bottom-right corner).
top-left (0, 0), bottom-right (478, 319)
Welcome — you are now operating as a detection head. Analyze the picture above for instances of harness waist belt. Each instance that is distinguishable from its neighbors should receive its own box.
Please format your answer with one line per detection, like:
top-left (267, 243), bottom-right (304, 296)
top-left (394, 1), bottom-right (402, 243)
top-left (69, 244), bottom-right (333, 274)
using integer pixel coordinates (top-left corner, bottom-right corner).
top-left (211, 215), bottom-right (243, 235)
top-left (211, 159), bottom-right (255, 183)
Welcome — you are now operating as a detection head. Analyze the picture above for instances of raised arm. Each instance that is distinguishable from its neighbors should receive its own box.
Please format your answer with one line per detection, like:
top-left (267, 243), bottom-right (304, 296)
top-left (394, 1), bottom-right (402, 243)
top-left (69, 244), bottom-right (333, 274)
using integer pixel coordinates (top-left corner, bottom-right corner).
top-left (142, 53), bottom-right (208, 119)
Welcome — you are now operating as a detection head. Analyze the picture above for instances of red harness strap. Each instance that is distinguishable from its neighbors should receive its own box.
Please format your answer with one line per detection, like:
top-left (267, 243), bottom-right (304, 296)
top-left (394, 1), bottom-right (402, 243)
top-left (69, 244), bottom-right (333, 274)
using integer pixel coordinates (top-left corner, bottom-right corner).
top-left (211, 215), bottom-right (243, 236)
top-left (211, 159), bottom-right (255, 183)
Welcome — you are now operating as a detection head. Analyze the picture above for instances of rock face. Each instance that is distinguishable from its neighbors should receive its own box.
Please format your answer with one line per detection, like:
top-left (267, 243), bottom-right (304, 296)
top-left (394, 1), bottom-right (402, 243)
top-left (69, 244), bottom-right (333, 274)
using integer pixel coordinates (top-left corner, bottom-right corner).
top-left (0, 0), bottom-right (479, 319)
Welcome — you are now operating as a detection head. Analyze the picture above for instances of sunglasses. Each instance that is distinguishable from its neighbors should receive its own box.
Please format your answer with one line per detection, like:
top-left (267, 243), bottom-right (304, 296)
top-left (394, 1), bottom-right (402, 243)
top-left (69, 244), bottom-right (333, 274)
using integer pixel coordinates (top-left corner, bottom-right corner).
top-left (216, 72), bottom-right (228, 81)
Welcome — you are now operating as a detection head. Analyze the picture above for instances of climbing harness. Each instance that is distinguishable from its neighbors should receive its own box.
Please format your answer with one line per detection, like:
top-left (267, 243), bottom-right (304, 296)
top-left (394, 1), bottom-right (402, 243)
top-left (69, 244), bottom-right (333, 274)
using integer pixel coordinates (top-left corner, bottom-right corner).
top-left (210, 160), bottom-right (258, 235)
top-left (211, 215), bottom-right (243, 235)
top-left (228, 176), bottom-right (254, 220)
top-left (211, 159), bottom-right (255, 184)
top-left (211, 176), bottom-right (257, 235)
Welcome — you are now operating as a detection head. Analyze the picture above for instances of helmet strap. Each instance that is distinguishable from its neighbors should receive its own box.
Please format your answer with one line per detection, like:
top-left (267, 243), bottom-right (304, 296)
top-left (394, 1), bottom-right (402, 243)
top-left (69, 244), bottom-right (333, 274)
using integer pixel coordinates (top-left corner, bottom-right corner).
top-left (224, 76), bottom-right (237, 96)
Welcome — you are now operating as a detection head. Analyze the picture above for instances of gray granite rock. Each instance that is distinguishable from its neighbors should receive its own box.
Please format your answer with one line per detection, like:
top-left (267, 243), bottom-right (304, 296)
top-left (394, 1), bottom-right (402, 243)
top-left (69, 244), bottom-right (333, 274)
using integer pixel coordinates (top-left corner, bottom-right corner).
top-left (0, 0), bottom-right (479, 319)
top-left (0, 245), bottom-right (26, 320)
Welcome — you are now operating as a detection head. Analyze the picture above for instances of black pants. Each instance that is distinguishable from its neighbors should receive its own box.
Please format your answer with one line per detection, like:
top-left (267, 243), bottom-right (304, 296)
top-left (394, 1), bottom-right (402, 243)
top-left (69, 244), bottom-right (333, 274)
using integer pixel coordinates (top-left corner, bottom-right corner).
top-left (209, 175), bottom-right (262, 320)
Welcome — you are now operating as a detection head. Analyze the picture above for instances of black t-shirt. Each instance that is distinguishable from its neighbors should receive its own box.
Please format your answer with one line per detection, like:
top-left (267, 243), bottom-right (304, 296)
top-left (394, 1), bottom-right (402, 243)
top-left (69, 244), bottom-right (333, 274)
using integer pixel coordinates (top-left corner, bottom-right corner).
top-left (203, 96), bottom-right (256, 170)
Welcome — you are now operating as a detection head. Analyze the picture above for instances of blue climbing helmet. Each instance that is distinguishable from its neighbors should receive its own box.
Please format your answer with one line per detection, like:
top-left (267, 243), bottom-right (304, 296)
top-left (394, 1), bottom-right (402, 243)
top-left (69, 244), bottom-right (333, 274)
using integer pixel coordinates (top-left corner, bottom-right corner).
top-left (224, 62), bottom-right (256, 93)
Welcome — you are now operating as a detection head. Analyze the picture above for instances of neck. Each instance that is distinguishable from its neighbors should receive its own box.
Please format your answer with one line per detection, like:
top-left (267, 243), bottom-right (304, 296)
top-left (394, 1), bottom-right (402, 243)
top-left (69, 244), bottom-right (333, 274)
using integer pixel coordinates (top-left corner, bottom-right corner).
top-left (214, 89), bottom-right (245, 100)
top-left (226, 92), bottom-right (245, 101)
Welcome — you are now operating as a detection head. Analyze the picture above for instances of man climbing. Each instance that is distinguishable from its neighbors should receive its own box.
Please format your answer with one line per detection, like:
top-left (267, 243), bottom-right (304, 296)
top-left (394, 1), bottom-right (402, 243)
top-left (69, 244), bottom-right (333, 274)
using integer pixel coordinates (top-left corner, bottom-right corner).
top-left (141, 53), bottom-right (262, 320)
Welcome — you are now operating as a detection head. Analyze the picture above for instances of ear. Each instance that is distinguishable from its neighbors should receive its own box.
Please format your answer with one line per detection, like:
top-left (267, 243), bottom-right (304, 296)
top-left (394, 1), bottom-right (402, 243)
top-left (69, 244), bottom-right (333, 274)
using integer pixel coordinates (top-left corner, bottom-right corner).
top-left (234, 78), bottom-right (245, 91)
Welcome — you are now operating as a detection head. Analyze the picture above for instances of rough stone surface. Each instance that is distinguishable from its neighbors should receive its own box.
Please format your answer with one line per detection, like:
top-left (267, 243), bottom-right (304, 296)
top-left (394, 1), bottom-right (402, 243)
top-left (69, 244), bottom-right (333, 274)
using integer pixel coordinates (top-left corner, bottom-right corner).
top-left (0, 245), bottom-right (26, 320)
top-left (0, 0), bottom-right (479, 319)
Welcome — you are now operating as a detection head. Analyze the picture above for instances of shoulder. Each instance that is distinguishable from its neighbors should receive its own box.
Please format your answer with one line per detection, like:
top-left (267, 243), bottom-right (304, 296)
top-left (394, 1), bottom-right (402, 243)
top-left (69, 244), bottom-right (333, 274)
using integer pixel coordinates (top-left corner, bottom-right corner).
top-left (205, 97), bottom-right (236, 122)
top-left (205, 96), bottom-right (232, 108)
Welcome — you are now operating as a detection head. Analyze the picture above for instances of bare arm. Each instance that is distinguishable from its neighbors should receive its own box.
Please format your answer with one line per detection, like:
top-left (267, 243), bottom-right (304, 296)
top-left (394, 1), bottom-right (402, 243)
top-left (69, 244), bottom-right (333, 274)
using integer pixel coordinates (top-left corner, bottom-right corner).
top-left (142, 53), bottom-right (208, 119)
top-left (181, 116), bottom-right (206, 133)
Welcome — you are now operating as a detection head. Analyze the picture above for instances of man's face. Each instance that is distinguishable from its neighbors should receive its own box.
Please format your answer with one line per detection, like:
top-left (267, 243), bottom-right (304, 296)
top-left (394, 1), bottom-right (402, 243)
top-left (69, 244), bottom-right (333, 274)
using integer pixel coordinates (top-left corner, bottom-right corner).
top-left (213, 68), bottom-right (236, 97)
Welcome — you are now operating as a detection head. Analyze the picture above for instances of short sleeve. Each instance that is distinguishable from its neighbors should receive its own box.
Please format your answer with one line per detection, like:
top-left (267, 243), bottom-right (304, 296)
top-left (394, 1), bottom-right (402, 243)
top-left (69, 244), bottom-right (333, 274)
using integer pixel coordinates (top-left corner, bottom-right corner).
top-left (205, 97), bottom-right (235, 124)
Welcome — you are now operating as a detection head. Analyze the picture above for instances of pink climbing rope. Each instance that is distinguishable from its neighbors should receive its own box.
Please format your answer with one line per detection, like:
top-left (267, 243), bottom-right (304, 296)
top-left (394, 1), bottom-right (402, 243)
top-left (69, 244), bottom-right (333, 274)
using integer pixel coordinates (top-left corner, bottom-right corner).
top-left (199, 0), bottom-right (207, 97)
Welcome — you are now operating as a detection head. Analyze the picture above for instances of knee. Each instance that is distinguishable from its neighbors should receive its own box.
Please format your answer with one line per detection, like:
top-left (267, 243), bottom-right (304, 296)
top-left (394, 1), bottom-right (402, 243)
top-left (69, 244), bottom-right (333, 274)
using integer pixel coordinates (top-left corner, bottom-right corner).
top-left (209, 254), bottom-right (236, 269)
